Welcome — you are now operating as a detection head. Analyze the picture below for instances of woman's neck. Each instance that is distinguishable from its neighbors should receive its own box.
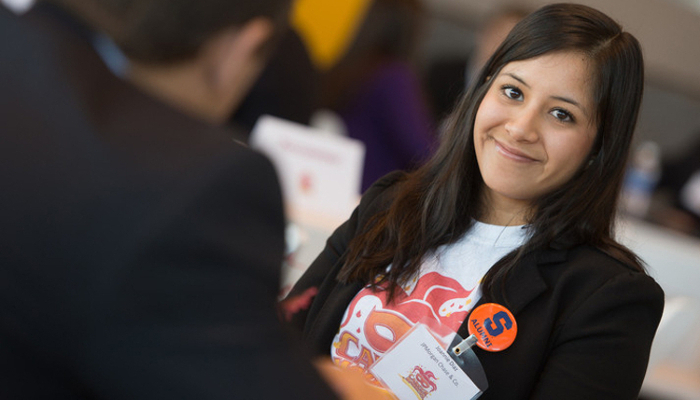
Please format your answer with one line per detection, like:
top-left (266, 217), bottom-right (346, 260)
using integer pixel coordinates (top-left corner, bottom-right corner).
top-left (477, 189), bottom-right (531, 226)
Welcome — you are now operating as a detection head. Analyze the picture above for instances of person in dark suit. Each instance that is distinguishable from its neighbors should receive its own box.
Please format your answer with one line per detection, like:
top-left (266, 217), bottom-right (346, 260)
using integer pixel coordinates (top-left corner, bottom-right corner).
top-left (284, 4), bottom-right (664, 399)
top-left (0, 0), bottom-right (339, 398)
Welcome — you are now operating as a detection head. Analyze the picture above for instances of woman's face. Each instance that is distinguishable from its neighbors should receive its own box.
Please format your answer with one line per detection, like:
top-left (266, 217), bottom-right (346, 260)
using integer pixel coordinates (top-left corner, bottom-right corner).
top-left (473, 51), bottom-right (598, 222)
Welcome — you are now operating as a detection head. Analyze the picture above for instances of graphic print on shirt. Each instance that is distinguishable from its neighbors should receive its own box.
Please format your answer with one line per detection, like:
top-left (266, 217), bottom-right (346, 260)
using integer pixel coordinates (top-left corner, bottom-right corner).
top-left (330, 271), bottom-right (480, 384)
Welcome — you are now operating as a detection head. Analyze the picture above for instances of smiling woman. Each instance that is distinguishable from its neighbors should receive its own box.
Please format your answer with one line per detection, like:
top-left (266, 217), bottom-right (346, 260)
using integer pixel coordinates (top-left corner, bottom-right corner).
top-left (286, 3), bottom-right (664, 399)
top-left (474, 51), bottom-right (598, 225)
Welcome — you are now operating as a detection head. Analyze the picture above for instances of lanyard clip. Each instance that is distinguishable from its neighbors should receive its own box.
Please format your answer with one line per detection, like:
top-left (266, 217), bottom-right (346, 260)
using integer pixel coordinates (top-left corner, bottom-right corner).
top-left (451, 334), bottom-right (477, 356)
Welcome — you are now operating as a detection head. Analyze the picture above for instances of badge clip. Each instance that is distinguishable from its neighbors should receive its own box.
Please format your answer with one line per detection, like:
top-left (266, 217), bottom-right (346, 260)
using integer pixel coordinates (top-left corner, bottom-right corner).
top-left (451, 334), bottom-right (478, 356)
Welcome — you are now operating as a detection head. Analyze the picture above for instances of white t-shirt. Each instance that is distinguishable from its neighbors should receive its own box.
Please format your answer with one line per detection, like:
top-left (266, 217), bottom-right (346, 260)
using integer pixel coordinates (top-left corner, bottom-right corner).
top-left (330, 221), bottom-right (528, 383)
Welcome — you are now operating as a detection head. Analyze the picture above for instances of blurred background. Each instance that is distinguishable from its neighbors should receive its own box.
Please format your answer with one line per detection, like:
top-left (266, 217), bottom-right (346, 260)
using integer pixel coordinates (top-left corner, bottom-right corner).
top-left (4, 0), bottom-right (700, 398)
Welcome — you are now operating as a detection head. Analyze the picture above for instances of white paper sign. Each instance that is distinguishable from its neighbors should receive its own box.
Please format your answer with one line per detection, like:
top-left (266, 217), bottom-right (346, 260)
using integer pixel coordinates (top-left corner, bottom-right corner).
top-left (370, 324), bottom-right (481, 400)
top-left (250, 115), bottom-right (365, 220)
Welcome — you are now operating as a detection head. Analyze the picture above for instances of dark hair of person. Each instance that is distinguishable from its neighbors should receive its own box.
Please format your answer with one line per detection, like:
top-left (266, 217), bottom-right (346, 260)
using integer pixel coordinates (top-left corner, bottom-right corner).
top-left (338, 3), bottom-right (646, 302)
top-left (321, 0), bottom-right (425, 111)
top-left (40, 0), bottom-right (292, 63)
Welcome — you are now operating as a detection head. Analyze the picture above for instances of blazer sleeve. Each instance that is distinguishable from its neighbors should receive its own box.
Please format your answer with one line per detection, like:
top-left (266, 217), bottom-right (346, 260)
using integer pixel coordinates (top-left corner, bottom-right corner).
top-left (529, 270), bottom-right (664, 400)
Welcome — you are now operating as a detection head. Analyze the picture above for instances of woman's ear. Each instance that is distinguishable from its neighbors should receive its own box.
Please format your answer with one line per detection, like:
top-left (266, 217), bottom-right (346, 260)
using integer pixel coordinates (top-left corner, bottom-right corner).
top-left (585, 150), bottom-right (599, 169)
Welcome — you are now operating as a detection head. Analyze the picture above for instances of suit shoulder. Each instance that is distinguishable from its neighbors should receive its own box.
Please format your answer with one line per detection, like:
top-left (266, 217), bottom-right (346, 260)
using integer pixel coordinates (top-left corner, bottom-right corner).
top-left (566, 244), bottom-right (644, 275)
top-left (539, 244), bottom-right (661, 295)
top-left (557, 244), bottom-right (664, 302)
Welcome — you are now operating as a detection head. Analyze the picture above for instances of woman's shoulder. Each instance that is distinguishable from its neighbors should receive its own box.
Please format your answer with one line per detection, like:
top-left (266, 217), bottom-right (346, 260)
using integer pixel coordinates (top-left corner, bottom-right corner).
top-left (356, 171), bottom-right (407, 216)
top-left (548, 244), bottom-right (664, 304)
top-left (364, 170), bottom-right (406, 194)
top-left (565, 244), bottom-right (648, 274)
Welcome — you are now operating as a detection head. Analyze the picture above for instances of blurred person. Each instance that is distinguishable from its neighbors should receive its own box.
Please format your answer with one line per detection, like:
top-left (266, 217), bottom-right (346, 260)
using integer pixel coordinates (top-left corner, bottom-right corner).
top-left (466, 5), bottom-right (529, 88)
top-left (321, 0), bottom-right (436, 192)
top-left (425, 56), bottom-right (468, 122)
top-left (0, 0), bottom-right (343, 398)
top-left (285, 4), bottom-right (664, 399)
top-left (228, 0), bottom-right (378, 135)
top-left (426, 5), bottom-right (527, 131)
top-left (654, 133), bottom-right (700, 235)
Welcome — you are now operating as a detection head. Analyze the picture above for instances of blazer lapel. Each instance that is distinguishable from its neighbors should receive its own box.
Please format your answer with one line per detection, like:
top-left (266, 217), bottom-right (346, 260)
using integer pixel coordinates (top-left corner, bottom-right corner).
top-left (305, 278), bottom-right (363, 355)
top-left (457, 248), bottom-right (567, 338)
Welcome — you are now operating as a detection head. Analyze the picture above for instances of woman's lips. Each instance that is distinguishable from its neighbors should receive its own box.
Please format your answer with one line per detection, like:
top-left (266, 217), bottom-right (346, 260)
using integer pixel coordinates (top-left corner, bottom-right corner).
top-left (494, 139), bottom-right (539, 162)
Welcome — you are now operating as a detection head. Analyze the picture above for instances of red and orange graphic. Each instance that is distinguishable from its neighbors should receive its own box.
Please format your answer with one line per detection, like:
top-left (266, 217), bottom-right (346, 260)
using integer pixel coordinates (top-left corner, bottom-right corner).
top-left (332, 271), bottom-right (480, 383)
top-left (401, 365), bottom-right (438, 399)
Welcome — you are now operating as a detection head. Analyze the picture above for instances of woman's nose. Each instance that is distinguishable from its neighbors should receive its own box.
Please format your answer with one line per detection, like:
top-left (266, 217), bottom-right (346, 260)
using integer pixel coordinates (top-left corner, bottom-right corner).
top-left (504, 107), bottom-right (540, 142)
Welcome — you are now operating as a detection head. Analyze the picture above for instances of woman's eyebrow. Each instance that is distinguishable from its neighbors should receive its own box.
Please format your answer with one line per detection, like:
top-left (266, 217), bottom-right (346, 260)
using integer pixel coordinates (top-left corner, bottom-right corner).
top-left (505, 72), bottom-right (529, 88)
top-left (552, 95), bottom-right (580, 108)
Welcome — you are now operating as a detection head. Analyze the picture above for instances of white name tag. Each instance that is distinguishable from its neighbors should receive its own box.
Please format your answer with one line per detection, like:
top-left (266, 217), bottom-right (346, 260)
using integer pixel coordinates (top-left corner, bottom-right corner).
top-left (370, 324), bottom-right (481, 400)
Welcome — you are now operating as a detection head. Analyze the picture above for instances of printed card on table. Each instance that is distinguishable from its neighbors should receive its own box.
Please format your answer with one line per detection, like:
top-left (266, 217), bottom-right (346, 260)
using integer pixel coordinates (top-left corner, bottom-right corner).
top-left (370, 324), bottom-right (481, 400)
top-left (250, 115), bottom-right (365, 221)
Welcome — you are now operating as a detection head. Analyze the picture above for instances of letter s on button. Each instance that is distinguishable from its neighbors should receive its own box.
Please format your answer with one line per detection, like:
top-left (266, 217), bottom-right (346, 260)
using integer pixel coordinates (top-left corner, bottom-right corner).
top-left (484, 311), bottom-right (513, 336)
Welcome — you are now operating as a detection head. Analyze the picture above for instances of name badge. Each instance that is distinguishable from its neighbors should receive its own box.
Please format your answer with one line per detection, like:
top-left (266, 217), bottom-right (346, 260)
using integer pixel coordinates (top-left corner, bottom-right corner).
top-left (370, 324), bottom-right (482, 400)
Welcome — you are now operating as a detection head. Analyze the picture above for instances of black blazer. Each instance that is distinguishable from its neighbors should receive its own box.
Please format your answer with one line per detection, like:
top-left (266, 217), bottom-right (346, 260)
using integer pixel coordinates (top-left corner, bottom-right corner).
top-left (0, 5), bottom-right (335, 399)
top-left (289, 172), bottom-right (665, 400)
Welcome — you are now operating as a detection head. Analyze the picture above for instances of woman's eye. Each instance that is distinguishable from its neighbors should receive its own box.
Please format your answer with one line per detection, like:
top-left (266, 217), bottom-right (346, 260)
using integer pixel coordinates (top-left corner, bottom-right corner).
top-left (551, 108), bottom-right (574, 123)
top-left (502, 86), bottom-right (523, 101)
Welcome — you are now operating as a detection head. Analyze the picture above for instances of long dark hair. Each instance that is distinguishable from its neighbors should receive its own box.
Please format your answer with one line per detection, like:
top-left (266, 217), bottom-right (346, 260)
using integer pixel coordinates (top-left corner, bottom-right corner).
top-left (338, 3), bottom-right (646, 301)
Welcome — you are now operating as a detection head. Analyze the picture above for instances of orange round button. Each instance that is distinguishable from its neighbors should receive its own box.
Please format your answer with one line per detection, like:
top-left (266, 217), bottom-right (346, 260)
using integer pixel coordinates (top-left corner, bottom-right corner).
top-left (467, 303), bottom-right (517, 352)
